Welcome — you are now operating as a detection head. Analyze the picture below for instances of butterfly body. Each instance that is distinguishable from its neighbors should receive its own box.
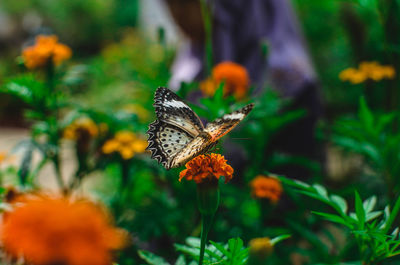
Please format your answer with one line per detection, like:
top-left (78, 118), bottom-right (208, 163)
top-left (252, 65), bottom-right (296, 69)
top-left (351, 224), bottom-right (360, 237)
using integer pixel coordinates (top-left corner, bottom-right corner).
top-left (147, 87), bottom-right (253, 169)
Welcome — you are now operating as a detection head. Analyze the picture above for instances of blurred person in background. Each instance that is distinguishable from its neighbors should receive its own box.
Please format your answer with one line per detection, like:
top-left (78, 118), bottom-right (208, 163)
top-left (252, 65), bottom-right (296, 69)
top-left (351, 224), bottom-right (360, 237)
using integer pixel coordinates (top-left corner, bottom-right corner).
top-left (165, 0), bottom-right (322, 180)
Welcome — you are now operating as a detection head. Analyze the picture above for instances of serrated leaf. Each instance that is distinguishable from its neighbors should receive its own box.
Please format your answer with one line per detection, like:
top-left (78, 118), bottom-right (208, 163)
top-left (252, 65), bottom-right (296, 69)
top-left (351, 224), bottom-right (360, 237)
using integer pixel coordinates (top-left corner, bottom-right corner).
top-left (138, 250), bottom-right (170, 265)
top-left (330, 195), bottom-right (348, 215)
top-left (209, 241), bottom-right (230, 257)
top-left (228, 238), bottom-right (243, 259)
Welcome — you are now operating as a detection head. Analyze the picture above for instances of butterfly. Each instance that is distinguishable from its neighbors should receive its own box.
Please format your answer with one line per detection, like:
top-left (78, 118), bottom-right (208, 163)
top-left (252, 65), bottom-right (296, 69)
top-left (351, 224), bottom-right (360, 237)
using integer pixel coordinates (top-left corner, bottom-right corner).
top-left (146, 87), bottom-right (254, 169)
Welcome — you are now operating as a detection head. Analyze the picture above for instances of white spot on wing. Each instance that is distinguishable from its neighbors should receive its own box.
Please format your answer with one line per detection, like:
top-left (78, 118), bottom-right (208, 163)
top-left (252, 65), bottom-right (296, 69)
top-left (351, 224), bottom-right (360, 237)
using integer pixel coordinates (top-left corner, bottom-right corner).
top-left (163, 100), bottom-right (188, 109)
top-left (224, 112), bottom-right (244, 120)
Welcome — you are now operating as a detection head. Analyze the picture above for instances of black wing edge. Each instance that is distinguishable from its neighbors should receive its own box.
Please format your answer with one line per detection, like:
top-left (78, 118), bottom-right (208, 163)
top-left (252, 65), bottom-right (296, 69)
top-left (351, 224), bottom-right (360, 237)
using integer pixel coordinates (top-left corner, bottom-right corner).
top-left (154, 87), bottom-right (183, 107)
top-left (146, 119), bottom-right (169, 168)
top-left (240, 103), bottom-right (255, 115)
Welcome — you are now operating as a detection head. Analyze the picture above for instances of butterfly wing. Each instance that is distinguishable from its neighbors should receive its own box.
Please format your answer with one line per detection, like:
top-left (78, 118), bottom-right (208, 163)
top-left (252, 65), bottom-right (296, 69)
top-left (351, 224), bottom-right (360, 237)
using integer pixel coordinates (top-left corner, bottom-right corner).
top-left (168, 132), bottom-right (216, 169)
top-left (147, 120), bottom-right (195, 168)
top-left (147, 87), bottom-right (206, 169)
top-left (205, 103), bottom-right (254, 142)
top-left (153, 87), bottom-right (204, 136)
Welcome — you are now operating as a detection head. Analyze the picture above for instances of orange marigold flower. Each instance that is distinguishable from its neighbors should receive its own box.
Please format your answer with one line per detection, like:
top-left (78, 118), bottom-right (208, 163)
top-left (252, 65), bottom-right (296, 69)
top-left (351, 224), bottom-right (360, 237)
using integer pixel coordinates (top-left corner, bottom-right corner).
top-left (200, 62), bottom-right (250, 100)
top-left (1, 195), bottom-right (126, 265)
top-left (250, 175), bottom-right (283, 202)
top-left (0, 152), bottom-right (6, 164)
top-left (179, 153), bottom-right (233, 184)
top-left (22, 35), bottom-right (72, 69)
top-left (102, 131), bottom-right (147, 160)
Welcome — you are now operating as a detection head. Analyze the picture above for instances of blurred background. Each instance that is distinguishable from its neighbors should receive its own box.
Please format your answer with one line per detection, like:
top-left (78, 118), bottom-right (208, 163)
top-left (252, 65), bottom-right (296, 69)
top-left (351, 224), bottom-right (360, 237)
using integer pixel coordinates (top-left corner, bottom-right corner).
top-left (0, 0), bottom-right (400, 264)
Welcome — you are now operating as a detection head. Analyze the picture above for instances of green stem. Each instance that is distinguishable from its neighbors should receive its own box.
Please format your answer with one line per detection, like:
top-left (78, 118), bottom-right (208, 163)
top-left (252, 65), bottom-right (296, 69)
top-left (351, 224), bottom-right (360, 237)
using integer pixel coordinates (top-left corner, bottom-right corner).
top-left (383, 194), bottom-right (400, 233)
top-left (52, 154), bottom-right (66, 194)
top-left (199, 213), bottom-right (214, 265)
top-left (199, 0), bottom-right (213, 76)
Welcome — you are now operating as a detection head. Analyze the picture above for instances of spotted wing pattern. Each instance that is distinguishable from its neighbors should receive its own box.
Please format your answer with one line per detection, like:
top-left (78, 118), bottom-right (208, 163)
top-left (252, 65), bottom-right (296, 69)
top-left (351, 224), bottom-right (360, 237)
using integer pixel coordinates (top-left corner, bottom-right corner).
top-left (153, 87), bottom-right (204, 136)
top-left (147, 87), bottom-right (206, 169)
top-left (147, 120), bottom-right (194, 168)
top-left (205, 104), bottom-right (254, 142)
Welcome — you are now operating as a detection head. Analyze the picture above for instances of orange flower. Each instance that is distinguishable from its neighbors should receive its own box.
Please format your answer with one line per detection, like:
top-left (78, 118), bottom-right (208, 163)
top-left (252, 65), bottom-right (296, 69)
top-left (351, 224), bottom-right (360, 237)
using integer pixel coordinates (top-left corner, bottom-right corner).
top-left (102, 131), bottom-right (147, 160)
top-left (179, 153), bottom-right (233, 184)
top-left (1, 195), bottom-right (126, 265)
top-left (200, 62), bottom-right (249, 100)
top-left (0, 152), bottom-right (6, 164)
top-left (22, 35), bottom-right (72, 69)
top-left (250, 175), bottom-right (283, 202)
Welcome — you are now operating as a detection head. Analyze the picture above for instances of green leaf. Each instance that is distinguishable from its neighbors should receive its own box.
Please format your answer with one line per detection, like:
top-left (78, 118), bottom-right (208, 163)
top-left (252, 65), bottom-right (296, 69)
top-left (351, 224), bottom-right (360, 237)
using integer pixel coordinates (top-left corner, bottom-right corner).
top-left (209, 241), bottom-right (230, 257)
top-left (138, 250), bottom-right (170, 265)
top-left (312, 211), bottom-right (351, 228)
top-left (228, 238), bottom-right (243, 259)
top-left (3, 81), bottom-right (33, 104)
top-left (330, 195), bottom-right (348, 215)
top-left (358, 96), bottom-right (374, 134)
top-left (363, 196), bottom-right (377, 214)
top-left (270, 234), bottom-right (291, 245)
top-left (313, 184), bottom-right (329, 200)
top-left (175, 244), bottom-right (199, 257)
top-left (355, 191), bottom-right (366, 230)
top-left (366, 211), bottom-right (383, 222)
top-left (174, 256), bottom-right (186, 265)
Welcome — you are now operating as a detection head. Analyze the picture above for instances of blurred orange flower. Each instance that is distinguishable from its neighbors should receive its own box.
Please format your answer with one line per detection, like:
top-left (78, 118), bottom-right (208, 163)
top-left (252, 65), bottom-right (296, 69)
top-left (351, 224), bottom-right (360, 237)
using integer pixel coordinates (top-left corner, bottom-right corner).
top-left (63, 117), bottom-right (99, 140)
top-left (200, 62), bottom-right (249, 100)
top-left (250, 175), bottom-right (282, 202)
top-left (102, 131), bottom-right (147, 160)
top-left (1, 195), bottom-right (126, 265)
top-left (0, 152), bottom-right (6, 164)
top-left (179, 153), bottom-right (233, 184)
top-left (339, 61), bottom-right (395, 84)
top-left (22, 35), bottom-right (72, 69)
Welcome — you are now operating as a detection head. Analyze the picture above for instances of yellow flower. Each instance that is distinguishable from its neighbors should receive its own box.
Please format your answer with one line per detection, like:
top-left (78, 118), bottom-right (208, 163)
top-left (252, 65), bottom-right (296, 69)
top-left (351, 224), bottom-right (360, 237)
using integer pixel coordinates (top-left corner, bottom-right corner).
top-left (22, 35), bottom-right (72, 69)
top-left (102, 131), bottom-right (147, 160)
top-left (179, 153), bottom-right (234, 184)
top-left (250, 175), bottom-right (283, 203)
top-left (340, 61), bottom-right (396, 84)
top-left (249, 237), bottom-right (273, 258)
top-left (200, 62), bottom-right (250, 100)
top-left (63, 117), bottom-right (98, 140)
top-left (1, 194), bottom-right (126, 265)
top-left (380, 65), bottom-right (396, 79)
top-left (339, 68), bottom-right (367, 84)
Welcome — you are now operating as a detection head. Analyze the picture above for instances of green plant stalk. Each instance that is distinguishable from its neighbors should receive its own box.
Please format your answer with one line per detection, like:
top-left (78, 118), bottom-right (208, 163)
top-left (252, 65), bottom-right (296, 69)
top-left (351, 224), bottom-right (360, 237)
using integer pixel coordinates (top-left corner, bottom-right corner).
top-left (199, 0), bottom-right (213, 76)
top-left (199, 213), bottom-right (214, 265)
top-left (383, 194), bottom-right (400, 233)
